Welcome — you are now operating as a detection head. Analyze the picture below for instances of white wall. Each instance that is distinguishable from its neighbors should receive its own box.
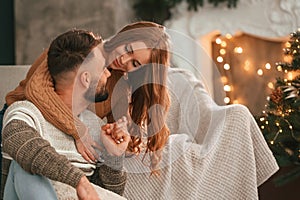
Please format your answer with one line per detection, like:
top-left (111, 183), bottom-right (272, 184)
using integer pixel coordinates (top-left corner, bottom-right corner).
top-left (165, 0), bottom-right (300, 99)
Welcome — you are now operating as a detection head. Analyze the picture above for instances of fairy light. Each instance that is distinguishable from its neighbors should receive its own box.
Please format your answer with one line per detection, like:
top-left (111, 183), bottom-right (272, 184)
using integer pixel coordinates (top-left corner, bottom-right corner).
top-left (224, 85), bottom-right (231, 92)
top-left (288, 72), bottom-right (293, 80)
top-left (223, 63), bottom-right (230, 70)
top-left (224, 97), bottom-right (230, 104)
top-left (268, 82), bottom-right (274, 89)
top-left (225, 34), bottom-right (232, 39)
top-left (277, 65), bottom-right (283, 71)
top-left (244, 60), bottom-right (250, 71)
top-left (261, 125), bottom-right (265, 129)
top-left (285, 42), bottom-right (291, 47)
top-left (216, 38), bottom-right (222, 44)
top-left (234, 47), bottom-right (243, 54)
top-left (266, 121), bottom-right (269, 125)
top-left (265, 63), bottom-right (271, 70)
top-left (217, 56), bottom-right (223, 63)
top-left (221, 41), bottom-right (227, 47)
top-left (257, 69), bottom-right (263, 76)
top-left (221, 76), bottom-right (228, 84)
top-left (233, 99), bottom-right (239, 104)
top-left (220, 49), bottom-right (226, 55)
top-left (270, 141), bottom-right (274, 145)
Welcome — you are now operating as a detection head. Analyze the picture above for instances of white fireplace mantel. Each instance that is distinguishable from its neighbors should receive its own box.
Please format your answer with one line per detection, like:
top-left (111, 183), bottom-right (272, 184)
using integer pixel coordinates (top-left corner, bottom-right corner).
top-left (165, 0), bottom-right (300, 96)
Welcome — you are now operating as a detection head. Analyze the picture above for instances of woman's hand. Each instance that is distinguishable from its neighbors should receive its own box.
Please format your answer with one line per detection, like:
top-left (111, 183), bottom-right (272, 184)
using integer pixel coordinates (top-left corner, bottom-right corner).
top-left (75, 129), bottom-right (101, 163)
top-left (101, 117), bottom-right (130, 156)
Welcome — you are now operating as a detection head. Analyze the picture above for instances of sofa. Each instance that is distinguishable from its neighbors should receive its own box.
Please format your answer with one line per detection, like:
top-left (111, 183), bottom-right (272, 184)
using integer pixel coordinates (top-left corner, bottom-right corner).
top-left (0, 65), bottom-right (30, 106)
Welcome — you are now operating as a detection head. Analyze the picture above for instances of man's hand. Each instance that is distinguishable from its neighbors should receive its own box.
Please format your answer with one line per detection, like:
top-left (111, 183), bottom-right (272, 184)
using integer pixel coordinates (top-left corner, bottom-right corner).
top-left (101, 117), bottom-right (130, 156)
top-left (75, 129), bottom-right (102, 162)
top-left (76, 176), bottom-right (100, 200)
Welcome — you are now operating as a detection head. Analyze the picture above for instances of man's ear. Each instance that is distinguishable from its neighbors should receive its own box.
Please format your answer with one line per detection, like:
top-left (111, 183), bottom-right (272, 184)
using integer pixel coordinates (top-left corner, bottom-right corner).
top-left (80, 71), bottom-right (91, 88)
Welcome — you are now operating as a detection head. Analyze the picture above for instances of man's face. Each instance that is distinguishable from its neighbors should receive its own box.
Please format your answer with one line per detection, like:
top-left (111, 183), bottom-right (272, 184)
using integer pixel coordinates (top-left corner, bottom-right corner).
top-left (83, 44), bottom-right (111, 103)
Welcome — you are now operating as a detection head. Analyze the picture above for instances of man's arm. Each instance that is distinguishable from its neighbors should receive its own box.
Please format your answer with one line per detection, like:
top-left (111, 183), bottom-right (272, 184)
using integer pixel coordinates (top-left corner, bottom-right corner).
top-left (3, 119), bottom-right (83, 187)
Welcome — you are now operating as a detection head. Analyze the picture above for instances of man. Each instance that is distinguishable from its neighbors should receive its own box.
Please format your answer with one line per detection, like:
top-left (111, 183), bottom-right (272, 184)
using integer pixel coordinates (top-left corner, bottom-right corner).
top-left (2, 29), bottom-right (130, 200)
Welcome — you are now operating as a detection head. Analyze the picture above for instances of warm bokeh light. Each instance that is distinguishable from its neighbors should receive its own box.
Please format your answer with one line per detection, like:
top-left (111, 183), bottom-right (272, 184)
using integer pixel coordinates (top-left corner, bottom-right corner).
top-left (267, 82), bottom-right (274, 89)
top-left (221, 76), bottom-right (228, 84)
top-left (223, 63), bottom-right (230, 70)
top-left (277, 65), bottom-right (282, 71)
top-left (265, 63), bottom-right (271, 70)
top-left (216, 38), bottom-right (222, 44)
top-left (220, 49), bottom-right (226, 55)
top-left (224, 84), bottom-right (231, 92)
top-left (234, 47), bottom-right (243, 54)
top-left (224, 97), bottom-right (230, 104)
top-left (225, 34), bottom-right (232, 39)
top-left (288, 72), bottom-right (293, 80)
top-left (232, 99), bottom-right (239, 104)
top-left (257, 69), bottom-right (263, 76)
top-left (217, 56), bottom-right (223, 63)
top-left (221, 41), bottom-right (227, 47)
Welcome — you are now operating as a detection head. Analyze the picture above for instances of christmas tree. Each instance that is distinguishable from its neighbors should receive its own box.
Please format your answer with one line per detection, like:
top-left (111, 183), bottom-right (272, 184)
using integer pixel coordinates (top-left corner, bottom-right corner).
top-left (256, 29), bottom-right (300, 186)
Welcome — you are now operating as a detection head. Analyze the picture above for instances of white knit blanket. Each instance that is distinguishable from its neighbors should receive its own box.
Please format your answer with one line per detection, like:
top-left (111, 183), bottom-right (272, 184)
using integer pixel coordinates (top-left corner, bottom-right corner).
top-left (121, 68), bottom-right (279, 199)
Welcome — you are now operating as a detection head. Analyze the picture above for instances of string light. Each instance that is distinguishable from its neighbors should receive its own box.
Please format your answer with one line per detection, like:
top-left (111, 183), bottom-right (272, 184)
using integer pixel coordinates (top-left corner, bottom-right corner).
top-left (224, 97), bottom-right (230, 104)
top-left (234, 47), bottom-right (243, 54)
top-left (265, 63), bottom-right (271, 69)
top-left (225, 34), bottom-right (232, 39)
top-left (224, 85), bottom-right (231, 92)
top-left (267, 82), bottom-right (274, 89)
top-left (232, 99), bottom-right (239, 104)
top-left (221, 41), bottom-right (227, 47)
top-left (220, 49), bottom-right (226, 55)
top-left (215, 38), bottom-right (222, 44)
top-left (223, 63), bottom-right (230, 70)
top-left (217, 56), bottom-right (223, 63)
top-left (277, 65), bottom-right (283, 71)
top-left (257, 69), bottom-right (263, 76)
top-left (288, 72), bottom-right (293, 80)
top-left (221, 76), bottom-right (228, 84)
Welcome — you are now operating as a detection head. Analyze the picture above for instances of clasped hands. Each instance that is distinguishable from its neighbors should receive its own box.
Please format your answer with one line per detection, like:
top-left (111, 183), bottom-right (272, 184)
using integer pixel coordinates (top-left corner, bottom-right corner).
top-left (75, 116), bottom-right (130, 162)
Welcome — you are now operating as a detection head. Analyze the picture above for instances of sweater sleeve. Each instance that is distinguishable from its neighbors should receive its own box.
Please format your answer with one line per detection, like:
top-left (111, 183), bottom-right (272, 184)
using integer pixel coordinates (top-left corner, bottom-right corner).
top-left (90, 153), bottom-right (127, 196)
top-left (2, 119), bottom-right (85, 188)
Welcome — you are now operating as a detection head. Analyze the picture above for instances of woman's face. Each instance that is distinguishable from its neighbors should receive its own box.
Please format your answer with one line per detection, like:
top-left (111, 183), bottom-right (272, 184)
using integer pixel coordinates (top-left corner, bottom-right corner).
top-left (107, 41), bottom-right (152, 72)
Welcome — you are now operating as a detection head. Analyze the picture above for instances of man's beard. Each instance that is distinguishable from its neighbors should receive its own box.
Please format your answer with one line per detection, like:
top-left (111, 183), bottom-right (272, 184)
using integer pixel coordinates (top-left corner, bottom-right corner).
top-left (84, 80), bottom-right (109, 103)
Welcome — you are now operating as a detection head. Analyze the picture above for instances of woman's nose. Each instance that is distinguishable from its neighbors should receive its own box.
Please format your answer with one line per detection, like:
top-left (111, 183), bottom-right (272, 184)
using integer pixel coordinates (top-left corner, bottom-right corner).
top-left (120, 54), bottom-right (132, 65)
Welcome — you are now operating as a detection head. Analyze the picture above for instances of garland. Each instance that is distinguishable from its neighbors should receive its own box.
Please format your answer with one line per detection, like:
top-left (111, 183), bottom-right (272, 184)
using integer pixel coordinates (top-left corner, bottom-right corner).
top-left (133, 0), bottom-right (239, 24)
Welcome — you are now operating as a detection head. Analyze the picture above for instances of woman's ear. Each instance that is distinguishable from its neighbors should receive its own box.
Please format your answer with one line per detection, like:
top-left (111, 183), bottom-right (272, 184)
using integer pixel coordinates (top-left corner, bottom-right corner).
top-left (80, 71), bottom-right (91, 88)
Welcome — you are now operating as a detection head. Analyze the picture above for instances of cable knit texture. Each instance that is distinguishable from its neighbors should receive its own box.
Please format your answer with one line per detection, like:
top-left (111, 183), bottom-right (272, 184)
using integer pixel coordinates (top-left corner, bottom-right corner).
top-left (2, 100), bottom-right (127, 199)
